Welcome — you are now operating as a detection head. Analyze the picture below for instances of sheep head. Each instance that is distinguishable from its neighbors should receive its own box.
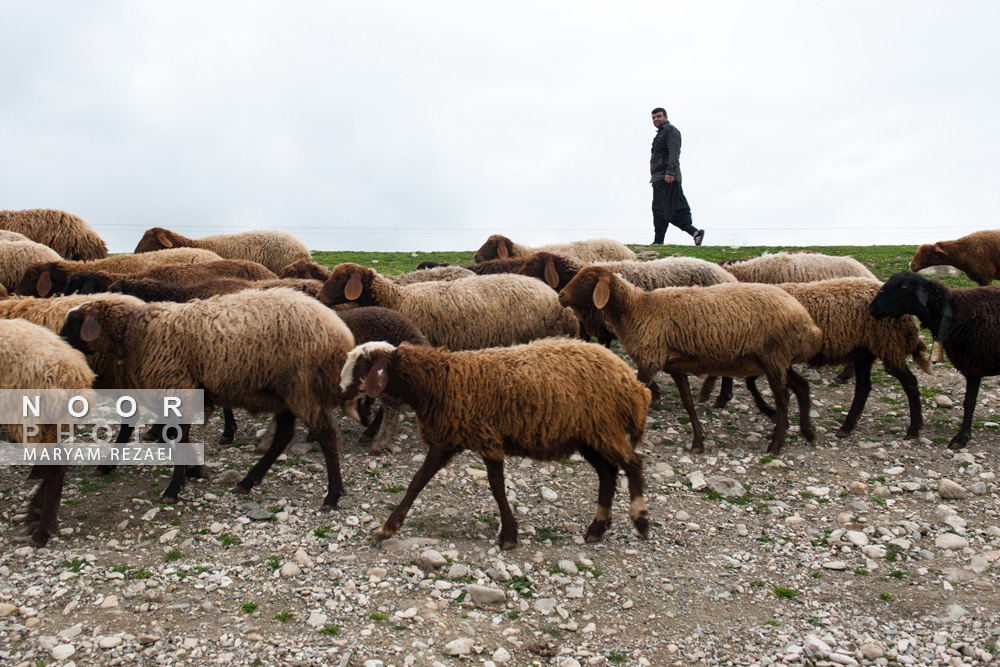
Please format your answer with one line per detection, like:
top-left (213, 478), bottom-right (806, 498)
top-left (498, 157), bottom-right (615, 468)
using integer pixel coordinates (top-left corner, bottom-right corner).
top-left (339, 342), bottom-right (398, 408)
top-left (870, 271), bottom-right (933, 322)
top-left (474, 234), bottom-right (515, 263)
top-left (519, 252), bottom-right (579, 290)
top-left (278, 260), bottom-right (331, 281)
top-left (63, 271), bottom-right (115, 296)
top-left (134, 227), bottom-right (179, 253)
top-left (15, 263), bottom-right (69, 298)
top-left (559, 265), bottom-right (614, 310)
top-left (318, 263), bottom-right (379, 307)
top-left (909, 242), bottom-right (949, 272)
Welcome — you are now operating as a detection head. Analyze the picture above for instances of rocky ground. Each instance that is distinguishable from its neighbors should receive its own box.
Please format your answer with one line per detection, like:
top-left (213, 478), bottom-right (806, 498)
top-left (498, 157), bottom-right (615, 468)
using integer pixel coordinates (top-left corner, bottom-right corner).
top-left (0, 352), bottom-right (998, 667)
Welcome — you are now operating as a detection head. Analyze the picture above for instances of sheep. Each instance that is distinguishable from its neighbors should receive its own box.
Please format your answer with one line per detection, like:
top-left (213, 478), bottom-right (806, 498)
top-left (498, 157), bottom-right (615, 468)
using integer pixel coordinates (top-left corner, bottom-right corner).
top-left (339, 338), bottom-right (651, 548)
top-left (0, 208), bottom-right (108, 260)
top-left (473, 234), bottom-right (637, 263)
top-left (386, 265), bottom-right (476, 286)
top-left (0, 318), bottom-right (96, 546)
top-left (134, 228), bottom-right (311, 274)
top-left (108, 276), bottom-right (324, 302)
top-left (870, 271), bottom-right (1000, 448)
top-left (705, 278), bottom-right (932, 439)
top-left (318, 263), bottom-right (579, 350)
top-left (0, 230), bottom-right (31, 242)
top-left (60, 259), bottom-right (277, 296)
top-left (415, 260), bottom-right (450, 269)
top-left (15, 248), bottom-right (223, 297)
top-left (60, 288), bottom-right (355, 504)
top-left (559, 266), bottom-right (822, 454)
top-left (0, 240), bottom-right (62, 292)
top-left (909, 230), bottom-right (1000, 286)
top-left (721, 251), bottom-right (876, 283)
top-left (279, 260), bottom-right (332, 281)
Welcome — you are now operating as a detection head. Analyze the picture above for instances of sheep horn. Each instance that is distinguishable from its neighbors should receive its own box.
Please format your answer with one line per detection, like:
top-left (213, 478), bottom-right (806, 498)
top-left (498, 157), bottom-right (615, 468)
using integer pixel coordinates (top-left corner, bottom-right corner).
top-left (366, 356), bottom-right (391, 398)
top-left (37, 270), bottom-right (52, 298)
top-left (543, 260), bottom-right (559, 288)
top-left (80, 314), bottom-right (102, 342)
top-left (345, 273), bottom-right (363, 301)
top-left (592, 276), bottom-right (610, 309)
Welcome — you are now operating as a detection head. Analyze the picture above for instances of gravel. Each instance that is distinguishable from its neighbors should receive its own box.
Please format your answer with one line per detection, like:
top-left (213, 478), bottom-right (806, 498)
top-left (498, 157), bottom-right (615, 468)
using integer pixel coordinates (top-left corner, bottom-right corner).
top-left (0, 359), bottom-right (998, 666)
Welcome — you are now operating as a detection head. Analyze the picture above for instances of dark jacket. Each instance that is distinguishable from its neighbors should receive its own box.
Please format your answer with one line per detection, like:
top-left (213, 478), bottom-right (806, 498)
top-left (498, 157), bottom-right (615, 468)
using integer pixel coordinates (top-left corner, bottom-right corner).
top-left (650, 122), bottom-right (682, 183)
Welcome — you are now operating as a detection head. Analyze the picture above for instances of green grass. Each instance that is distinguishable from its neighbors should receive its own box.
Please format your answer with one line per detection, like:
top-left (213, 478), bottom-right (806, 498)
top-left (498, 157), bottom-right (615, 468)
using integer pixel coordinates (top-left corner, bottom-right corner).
top-left (265, 556), bottom-right (281, 570)
top-left (319, 624), bottom-right (340, 636)
top-left (368, 612), bottom-right (388, 621)
top-left (163, 549), bottom-right (183, 562)
top-left (773, 586), bottom-right (799, 599)
top-left (274, 610), bottom-right (294, 622)
top-left (241, 601), bottom-right (258, 613)
top-left (506, 575), bottom-right (535, 598)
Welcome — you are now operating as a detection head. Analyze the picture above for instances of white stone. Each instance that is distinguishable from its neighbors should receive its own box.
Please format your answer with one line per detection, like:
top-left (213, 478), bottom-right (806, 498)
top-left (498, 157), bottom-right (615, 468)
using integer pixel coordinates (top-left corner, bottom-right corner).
top-left (541, 486), bottom-right (558, 502)
top-left (845, 530), bottom-right (869, 547)
top-left (938, 479), bottom-right (967, 499)
top-left (688, 471), bottom-right (707, 491)
top-left (492, 647), bottom-right (512, 664)
top-left (158, 529), bottom-right (178, 544)
top-left (444, 638), bottom-right (474, 656)
top-left (294, 549), bottom-right (312, 567)
top-left (935, 395), bottom-right (954, 408)
top-left (935, 534), bottom-right (969, 550)
top-left (305, 612), bottom-right (328, 628)
top-left (99, 636), bottom-right (122, 649)
top-left (822, 561), bottom-right (847, 570)
top-left (51, 644), bottom-right (75, 660)
top-left (209, 522), bottom-right (224, 534)
top-left (862, 545), bottom-right (888, 559)
top-left (280, 562), bottom-right (302, 578)
top-left (99, 595), bottom-right (119, 608)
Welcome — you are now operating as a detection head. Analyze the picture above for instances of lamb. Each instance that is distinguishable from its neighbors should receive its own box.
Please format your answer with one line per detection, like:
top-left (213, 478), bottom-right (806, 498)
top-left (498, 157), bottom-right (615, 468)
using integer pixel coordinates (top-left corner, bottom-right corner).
top-left (559, 266), bottom-right (822, 454)
top-left (60, 288), bottom-right (355, 504)
top-left (318, 263), bottom-right (579, 350)
top-left (0, 208), bottom-right (108, 260)
top-left (339, 338), bottom-right (651, 548)
top-left (474, 234), bottom-right (637, 263)
top-left (385, 265), bottom-right (476, 286)
top-left (134, 227), bottom-right (311, 274)
top-left (108, 276), bottom-right (324, 302)
top-left (909, 230), bottom-right (1000, 286)
top-left (0, 239), bottom-right (62, 292)
top-left (870, 271), bottom-right (1000, 448)
top-left (279, 260), bottom-right (332, 281)
top-left (15, 248), bottom-right (223, 297)
top-left (0, 318), bottom-right (96, 546)
top-left (706, 278), bottom-right (932, 439)
top-left (721, 251), bottom-right (876, 282)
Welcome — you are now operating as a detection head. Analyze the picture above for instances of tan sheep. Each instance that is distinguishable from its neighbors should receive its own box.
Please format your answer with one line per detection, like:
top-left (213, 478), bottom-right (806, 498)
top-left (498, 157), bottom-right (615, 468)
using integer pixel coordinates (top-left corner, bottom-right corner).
top-left (134, 228), bottom-right (311, 274)
top-left (0, 318), bottom-right (96, 546)
top-left (559, 266), bottom-right (822, 455)
top-left (0, 230), bottom-right (32, 243)
top-left (721, 251), bottom-right (876, 282)
top-left (0, 239), bottom-right (63, 292)
top-left (0, 208), bottom-right (108, 260)
top-left (474, 234), bottom-right (636, 263)
top-left (15, 247), bottom-right (222, 297)
top-left (909, 230), bottom-right (1000, 286)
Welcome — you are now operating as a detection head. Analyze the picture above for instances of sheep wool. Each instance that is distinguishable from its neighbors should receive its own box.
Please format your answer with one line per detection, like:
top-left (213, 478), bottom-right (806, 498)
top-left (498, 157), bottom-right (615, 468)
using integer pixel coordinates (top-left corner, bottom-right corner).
top-left (339, 338), bottom-right (651, 548)
top-left (0, 239), bottom-right (63, 292)
top-left (0, 318), bottom-right (96, 546)
top-left (721, 251), bottom-right (876, 282)
top-left (474, 234), bottom-right (636, 263)
top-left (0, 208), bottom-right (109, 261)
top-left (386, 265), bottom-right (476, 286)
top-left (909, 229), bottom-right (1000, 286)
top-left (319, 263), bottom-right (579, 350)
top-left (134, 228), bottom-right (311, 274)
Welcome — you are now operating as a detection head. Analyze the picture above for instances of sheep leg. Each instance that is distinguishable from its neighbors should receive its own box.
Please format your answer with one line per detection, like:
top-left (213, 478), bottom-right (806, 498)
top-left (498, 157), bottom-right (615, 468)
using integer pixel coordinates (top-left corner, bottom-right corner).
top-left (367, 399), bottom-right (400, 455)
top-left (764, 368), bottom-right (790, 456)
top-left (237, 410), bottom-right (295, 494)
top-left (637, 368), bottom-right (661, 410)
top-left (313, 409), bottom-right (345, 508)
top-left (832, 362), bottom-right (856, 385)
top-left (484, 458), bottom-right (518, 550)
top-left (837, 354), bottom-right (873, 438)
top-left (375, 446), bottom-right (457, 541)
top-left (96, 423), bottom-right (135, 476)
top-left (698, 376), bottom-right (718, 403)
top-left (359, 406), bottom-right (386, 444)
top-left (670, 372), bottom-right (706, 453)
top-left (745, 377), bottom-right (777, 418)
top-left (949, 376), bottom-right (981, 449)
top-left (885, 363), bottom-right (923, 439)
top-left (621, 456), bottom-right (650, 539)
top-left (578, 446), bottom-right (618, 542)
top-left (30, 466), bottom-right (66, 547)
top-left (219, 408), bottom-right (237, 445)
top-left (786, 368), bottom-right (815, 443)
top-left (161, 424), bottom-right (192, 502)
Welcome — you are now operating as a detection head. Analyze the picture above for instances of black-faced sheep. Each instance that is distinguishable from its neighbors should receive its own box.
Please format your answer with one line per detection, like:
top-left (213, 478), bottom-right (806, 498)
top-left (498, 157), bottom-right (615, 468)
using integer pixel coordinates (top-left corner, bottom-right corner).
top-left (134, 227), bottom-right (311, 274)
top-left (318, 263), bottom-right (578, 350)
top-left (0, 239), bottom-right (62, 292)
top-left (474, 234), bottom-right (636, 263)
top-left (909, 230), bottom-right (1000, 287)
top-left (60, 288), bottom-right (355, 504)
top-left (339, 338), bottom-right (651, 548)
top-left (1, 318), bottom-right (96, 546)
top-left (0, 208), bottom-right (108, 260)
top-left (706, 278), bottom-right (932, 439)
top-left (559, 266), bottom-right (822, 455)
top-left (870, 271), bottom-right (1000, 448)
top-left (15, 248), bottom-right (223, 297)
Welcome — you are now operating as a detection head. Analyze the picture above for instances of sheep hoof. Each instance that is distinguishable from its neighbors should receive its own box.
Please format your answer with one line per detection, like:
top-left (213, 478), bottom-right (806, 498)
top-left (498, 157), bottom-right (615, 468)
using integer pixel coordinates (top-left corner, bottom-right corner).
top-left (30, 530), bottom-right (51, 547)
top-left (373, 527), bottom-right (395, 542)
top-left (947, 438), bottom-right (969, 450)
top-left (185, 465), bottom-right (211, 479)
top-left (835, 429), bottom-right (850, 439)
top-left (232, 484), bottom-right (253, 496)
top-left (497, 534), bottom-right (519, 550)
top-left (634, 518), bottom-right (651, 540)
top-left (218, 435), bottom-right (234, 445)
top-left (160, 493), bottom-right (179, 504)
top-left (904, 430), bottom-right (920, 440)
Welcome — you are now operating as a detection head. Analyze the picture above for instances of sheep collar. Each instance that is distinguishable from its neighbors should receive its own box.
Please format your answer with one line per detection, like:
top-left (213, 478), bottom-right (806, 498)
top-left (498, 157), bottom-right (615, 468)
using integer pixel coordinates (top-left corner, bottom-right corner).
top-left (934, 303), bottom-right (954, 343)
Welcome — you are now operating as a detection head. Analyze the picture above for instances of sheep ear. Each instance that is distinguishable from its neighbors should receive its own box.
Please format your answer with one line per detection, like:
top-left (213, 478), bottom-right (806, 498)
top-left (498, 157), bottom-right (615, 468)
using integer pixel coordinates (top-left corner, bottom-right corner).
top-left (543, 260), bottom-right (559, 288)
top-left (365, 357), bottom-right (391, 398)
top-left (497, 243), bottom-right (508, 260)
top-left (80, 314), bottom-right (102, 342)
top-left (37, 270), bottom-right (52, 298)
top-left (156, 231), bottom-right (173, 248)
top-left (915, 286), bottom-right (928, 308)
top-left (593, 276), bottom-right (610, 309)
top-left (345, 273), bottom-right (363, 301)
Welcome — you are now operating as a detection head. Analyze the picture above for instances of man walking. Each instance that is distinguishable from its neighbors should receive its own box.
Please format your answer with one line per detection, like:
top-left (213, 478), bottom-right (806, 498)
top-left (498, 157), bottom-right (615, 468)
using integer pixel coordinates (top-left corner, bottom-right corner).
top-left (650, 107), bottom-right (703, 245)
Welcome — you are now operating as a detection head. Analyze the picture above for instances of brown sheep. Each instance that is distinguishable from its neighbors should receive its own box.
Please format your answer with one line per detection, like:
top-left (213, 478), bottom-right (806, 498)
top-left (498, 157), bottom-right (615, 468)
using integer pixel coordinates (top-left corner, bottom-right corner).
top-left (0, 208), bottom-right (108, 260)
top-left (909, 230), bottom-right (1000, 286)
top-left (134, 228), bottom-right (310, 274)
top-left (474, 234), bottom-right (636, 263)
top-left (279, 260), bottom-right (332, 281)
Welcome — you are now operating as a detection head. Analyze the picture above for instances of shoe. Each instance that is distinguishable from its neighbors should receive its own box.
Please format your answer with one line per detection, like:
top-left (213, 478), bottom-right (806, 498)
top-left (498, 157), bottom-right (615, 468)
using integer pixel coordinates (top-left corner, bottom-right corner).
top-left (652, 237), bottom-right (664, 245)
top-left (692, 229), bottom-right (705, 246)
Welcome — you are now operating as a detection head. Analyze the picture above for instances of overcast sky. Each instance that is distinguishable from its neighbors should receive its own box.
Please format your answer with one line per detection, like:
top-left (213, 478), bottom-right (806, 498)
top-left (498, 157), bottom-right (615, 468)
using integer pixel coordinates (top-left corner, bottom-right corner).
top-left (2, 1), bottom-right (998, 253)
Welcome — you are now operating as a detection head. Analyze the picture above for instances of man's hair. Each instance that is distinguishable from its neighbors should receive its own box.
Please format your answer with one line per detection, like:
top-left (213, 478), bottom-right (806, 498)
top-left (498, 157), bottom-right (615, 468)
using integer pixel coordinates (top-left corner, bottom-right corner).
top-left (651, 107), bottom-right (667, 116)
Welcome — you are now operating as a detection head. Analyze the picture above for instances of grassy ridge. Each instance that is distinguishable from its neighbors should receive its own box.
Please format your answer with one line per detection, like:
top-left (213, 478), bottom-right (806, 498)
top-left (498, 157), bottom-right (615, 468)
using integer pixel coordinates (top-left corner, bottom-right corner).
top-left (312, 244), bottom-right (977, 288)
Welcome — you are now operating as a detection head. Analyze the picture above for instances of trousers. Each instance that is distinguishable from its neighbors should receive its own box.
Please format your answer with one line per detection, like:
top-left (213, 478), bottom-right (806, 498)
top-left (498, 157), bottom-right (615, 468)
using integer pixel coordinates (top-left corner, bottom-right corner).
top-left (651, 180), bottom-right (694, 243)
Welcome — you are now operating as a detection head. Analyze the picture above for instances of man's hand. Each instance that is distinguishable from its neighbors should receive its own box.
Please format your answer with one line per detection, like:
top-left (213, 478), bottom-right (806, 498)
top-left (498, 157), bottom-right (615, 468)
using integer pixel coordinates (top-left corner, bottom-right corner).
top-left (663, 175), bottom-right (675, 184)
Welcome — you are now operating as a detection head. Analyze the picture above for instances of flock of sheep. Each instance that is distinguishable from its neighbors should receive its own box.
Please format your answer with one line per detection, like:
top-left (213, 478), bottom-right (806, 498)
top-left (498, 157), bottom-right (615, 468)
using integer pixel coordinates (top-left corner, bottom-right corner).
top-left (1, 208), bottom-right (998, 551)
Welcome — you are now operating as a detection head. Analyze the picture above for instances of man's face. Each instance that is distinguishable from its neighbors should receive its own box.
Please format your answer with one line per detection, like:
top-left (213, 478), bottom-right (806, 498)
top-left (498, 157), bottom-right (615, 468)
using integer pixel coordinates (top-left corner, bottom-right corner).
top-left (652, 111), bottom-right (667, 128)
